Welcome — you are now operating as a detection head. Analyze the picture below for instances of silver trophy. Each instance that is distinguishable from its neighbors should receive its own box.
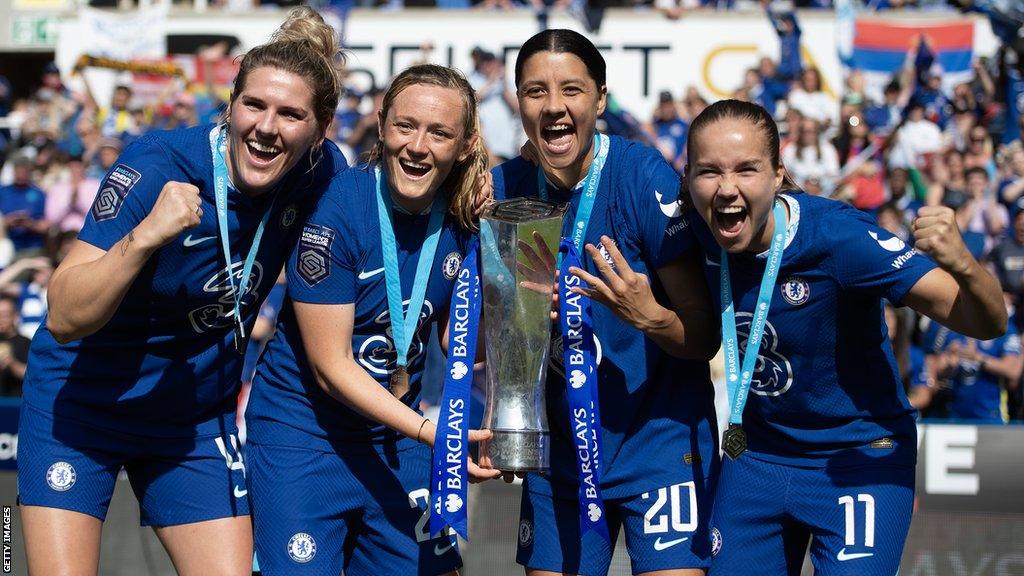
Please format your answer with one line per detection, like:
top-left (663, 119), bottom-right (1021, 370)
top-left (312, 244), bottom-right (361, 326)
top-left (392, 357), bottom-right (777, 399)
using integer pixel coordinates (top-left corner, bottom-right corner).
top-left (479, 198), bottom-right (566, 472)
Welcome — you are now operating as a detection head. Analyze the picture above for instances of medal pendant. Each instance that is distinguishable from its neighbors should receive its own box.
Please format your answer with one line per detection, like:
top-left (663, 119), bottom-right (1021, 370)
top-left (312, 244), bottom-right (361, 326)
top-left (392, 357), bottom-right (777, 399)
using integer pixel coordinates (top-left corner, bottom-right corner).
top-left (723, 424), bottom-right (747, 460)
top-left (390, 367), bottom-right (410, 399)
top-left (233, 324), bottom-right (248, 356)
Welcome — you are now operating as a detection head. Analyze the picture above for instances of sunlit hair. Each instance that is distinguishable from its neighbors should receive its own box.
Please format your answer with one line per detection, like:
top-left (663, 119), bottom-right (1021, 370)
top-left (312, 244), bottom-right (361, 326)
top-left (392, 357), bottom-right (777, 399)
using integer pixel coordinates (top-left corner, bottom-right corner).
top-left (681, 99), bottom-right (799, 209)
top-left (368, 64), bottom-right (487, 232)
top-left (514, 28), bottom-right (606, 90)
top-left (230, 7), bottom-right (343, 143)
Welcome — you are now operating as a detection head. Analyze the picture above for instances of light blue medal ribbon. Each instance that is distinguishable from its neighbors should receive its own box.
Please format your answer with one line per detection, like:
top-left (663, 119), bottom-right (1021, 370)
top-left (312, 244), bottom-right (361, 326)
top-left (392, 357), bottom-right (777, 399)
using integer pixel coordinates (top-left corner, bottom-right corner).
top-left (540, 133), bottom-right (611, 543)
top-left (720, 201), bottom-right (788, 459)
top-left (429, 240), bottom-right (481, 540)
top-left (208, 125), bottom-right (278, 355)
top-left (374, 166), bottom-right (446, 377)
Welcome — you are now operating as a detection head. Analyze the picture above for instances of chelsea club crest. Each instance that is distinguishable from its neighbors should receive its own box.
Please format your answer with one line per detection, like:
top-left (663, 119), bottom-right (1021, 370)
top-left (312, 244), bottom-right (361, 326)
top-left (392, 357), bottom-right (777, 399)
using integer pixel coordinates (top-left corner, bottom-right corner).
top-left (281, 205), bottom-right (298, 229)
top-left (287, 532), bottom-right (317, 563)
top-left (780, 277), bottom-right (810, 306)
top-left (46, 461), bottom-right (77, 492)
top-left (442, 251), bottom-right (462, 280)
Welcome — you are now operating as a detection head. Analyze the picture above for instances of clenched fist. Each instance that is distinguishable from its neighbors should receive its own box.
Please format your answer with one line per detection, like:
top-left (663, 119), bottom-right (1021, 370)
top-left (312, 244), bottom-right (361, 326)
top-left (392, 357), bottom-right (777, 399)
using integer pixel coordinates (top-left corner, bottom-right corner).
top-left (136, 181), bottom-right (204, 249)
top-left (912, 205), bottom-right (972, 275)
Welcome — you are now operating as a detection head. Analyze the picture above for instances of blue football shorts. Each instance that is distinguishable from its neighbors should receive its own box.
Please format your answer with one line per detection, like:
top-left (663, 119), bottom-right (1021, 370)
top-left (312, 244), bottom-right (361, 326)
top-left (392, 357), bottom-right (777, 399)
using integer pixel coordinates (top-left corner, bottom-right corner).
top-left (516, 474), bottom-right (714, 575)
top-left (17, 402), bottom-right (249, 526)
top-left (708, 454), bottom-right (914, 576)
top-left (247, 440), bottom-right (461, 576)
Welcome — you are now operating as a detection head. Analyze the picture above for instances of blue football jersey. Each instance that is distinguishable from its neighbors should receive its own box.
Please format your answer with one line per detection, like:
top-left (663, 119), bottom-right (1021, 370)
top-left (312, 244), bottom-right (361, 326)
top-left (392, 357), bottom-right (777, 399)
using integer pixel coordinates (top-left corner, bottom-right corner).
top-left (942, 330), bottom-right (1020, 423)
top-left (492, 135), bottom-right (716, 499)
top-left (246, 165), bottom-right (472, 450)
top-left (689, 193), bottom-right (936, 466)
top-left (23, 124), bottom-right (347, 438)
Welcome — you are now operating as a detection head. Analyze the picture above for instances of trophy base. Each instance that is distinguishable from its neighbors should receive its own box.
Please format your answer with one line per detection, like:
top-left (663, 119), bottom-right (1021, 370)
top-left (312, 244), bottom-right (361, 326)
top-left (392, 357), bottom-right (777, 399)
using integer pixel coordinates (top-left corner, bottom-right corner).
top-left (485, 430), bottom-right (549, 472)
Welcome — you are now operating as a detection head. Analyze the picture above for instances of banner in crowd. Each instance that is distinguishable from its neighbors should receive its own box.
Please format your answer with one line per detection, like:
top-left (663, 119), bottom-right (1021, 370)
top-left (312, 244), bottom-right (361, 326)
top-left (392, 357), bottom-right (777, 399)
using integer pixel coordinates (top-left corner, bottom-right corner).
top-left (56, 9), bottom-right (999, 123)
top-left (851, 20), bottom-right (975, 96)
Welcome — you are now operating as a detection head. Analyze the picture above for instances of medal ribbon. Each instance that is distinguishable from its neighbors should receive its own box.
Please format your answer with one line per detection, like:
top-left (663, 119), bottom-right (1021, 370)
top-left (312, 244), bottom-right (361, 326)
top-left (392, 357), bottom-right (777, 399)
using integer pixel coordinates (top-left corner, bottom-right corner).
top-left (209, 125), bottom-right (278, 350)
top-left (559, 239), bottom-right (609, 543)
top-left (374, 165), bottom-right (445, 372)
top-left (721, 202), bottom-right (788, 429)
top-left (429, 240), bottom-right (481, 540)
top-left (538, 133), bottom-right (610, 543)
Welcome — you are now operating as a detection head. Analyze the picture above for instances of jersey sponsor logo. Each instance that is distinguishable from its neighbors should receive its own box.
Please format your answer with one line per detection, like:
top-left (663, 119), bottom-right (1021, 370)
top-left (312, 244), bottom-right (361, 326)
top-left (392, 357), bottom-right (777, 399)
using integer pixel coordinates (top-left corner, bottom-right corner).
top-left (587, 502), bottom-right (602, 521)
top-left (597, 242), bottom-right (615, 268)
top-left (655, 190), bottom-right (682, 218)
top-left (711, 527), bottom-right (723, 557)
top-left (297, 224), bottom-right (335, 287)
top-left (836, 548), bottom-right (874, 561)
top-left (442, 251), bottom-right (462, 280)
top-left (92, 164), bottom-right (142, 222)
top-left (735, 312), bottom-right (793, 397)
top-left (780, 277), bottom-right (810, 306)
top-left (868, 230), bottom-right (906, 252)
top-left (182, 234), bottom-right (216, 248)
top-left (890, 248), bottom-right (918, 270)
top-left (653, 536), bottom-right (689, 551)
top-left (287, 532), bottom-right (317, 563)
top-left (357, 267), bottom-right (385, 281)
top-left (280, 204), bottom-right (297, 229)
top-left (357, 300), bottom-right (433, 376)
top-left (569, 369), bottom-right (586, 389)
top-left (518, 519), bottom-right (534, 548)
top-left (46, 461), bottom-right (76, 492)
top-left (188, 261), bottom-right (264, 334)
top-left (666, 220), bottom-right (689, 237)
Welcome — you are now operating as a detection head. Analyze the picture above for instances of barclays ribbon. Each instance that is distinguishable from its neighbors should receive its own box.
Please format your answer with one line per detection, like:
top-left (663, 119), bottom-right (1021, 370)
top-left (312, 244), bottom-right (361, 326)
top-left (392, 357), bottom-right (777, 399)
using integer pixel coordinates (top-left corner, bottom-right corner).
top-left (429, 240), bottom-right (481, 540)
top-left (721, 202), bottom-right (788, 438)
top-left (559, 239), bottom-right (610, 544)
top-left (208, 125), bottom-right (278, 353)
top-left (535, 132), bottom-right (611, 544)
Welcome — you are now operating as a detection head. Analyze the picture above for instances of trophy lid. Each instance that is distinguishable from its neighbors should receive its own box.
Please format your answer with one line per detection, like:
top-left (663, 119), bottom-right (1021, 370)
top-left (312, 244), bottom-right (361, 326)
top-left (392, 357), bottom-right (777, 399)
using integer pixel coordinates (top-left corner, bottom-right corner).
top-left (482, 197), bottom-right (567, 223)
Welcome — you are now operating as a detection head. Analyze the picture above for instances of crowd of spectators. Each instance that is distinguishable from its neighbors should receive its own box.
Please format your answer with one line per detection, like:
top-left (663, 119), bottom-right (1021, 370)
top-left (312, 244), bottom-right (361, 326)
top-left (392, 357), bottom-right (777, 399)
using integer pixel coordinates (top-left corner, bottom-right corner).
top-left (2, 0), bottom-right (1024, 423)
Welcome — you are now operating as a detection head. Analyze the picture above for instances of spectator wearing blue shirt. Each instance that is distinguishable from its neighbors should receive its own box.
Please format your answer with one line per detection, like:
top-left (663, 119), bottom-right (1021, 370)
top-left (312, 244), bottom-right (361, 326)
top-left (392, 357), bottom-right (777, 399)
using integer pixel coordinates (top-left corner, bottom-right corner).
top-left (765, 1), bottom-right (802, 81)
top-left (933, 323), bottom-right (1022, 423)
top-left (0, 156), bottom-right (50, 256)
top-left (649, 90), bottom-right (689, 171)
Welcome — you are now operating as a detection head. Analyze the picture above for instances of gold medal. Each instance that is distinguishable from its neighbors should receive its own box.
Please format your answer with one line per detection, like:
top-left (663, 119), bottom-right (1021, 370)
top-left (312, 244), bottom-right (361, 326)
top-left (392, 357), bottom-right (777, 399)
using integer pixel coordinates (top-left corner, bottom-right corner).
top-left (390, 367), bottom-right (410, 399)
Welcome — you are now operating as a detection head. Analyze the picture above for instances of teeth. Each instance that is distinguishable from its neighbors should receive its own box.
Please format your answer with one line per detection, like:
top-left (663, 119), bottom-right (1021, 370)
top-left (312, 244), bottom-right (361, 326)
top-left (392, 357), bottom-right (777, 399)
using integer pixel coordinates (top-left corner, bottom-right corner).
top-left (717, 206), bottom-right (744, 214)
top-left (248, 141), bottom-right (280, 154)
top-left (401, 159), bottom-right (428, 170)
top-left (544, 125), bottom-right (571, 133)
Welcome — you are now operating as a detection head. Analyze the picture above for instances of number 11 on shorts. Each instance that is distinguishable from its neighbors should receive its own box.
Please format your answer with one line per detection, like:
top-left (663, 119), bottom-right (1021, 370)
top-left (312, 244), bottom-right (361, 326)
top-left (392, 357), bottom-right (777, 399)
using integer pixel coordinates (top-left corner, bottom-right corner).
top-left (837, 493), bottom-right (875, 560)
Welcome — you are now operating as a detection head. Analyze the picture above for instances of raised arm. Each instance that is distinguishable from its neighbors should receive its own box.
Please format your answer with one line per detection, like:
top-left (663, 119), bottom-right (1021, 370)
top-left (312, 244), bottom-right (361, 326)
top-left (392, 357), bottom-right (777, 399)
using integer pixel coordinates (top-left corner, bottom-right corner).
top-left (901, 205), bottom-right (1007, 340)
top-left (46, 181), bottom-right (202, 343)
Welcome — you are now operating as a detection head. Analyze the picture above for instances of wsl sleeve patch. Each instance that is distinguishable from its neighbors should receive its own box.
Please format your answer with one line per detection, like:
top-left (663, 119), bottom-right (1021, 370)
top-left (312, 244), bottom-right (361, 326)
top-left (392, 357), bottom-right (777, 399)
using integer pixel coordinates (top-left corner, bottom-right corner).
top-left (92, 164), bottom-right (142, 222)
top-left (297, 224), bottom-right (335, 287)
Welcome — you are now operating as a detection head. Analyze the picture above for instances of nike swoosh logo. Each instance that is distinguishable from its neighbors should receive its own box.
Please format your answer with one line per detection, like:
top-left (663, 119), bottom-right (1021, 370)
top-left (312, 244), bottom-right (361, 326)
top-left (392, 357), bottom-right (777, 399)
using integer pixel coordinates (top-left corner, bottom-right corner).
top-left (704, 255), bottom-right (720, 267)
top-left (358, 267), bottom-right (385, 281)
top-left (183, 235), bottom-right (216, 248)
top-left (655, 190), bottom-right (682, 218)
top-left (233, 485), bottom-right (248, 498)
top-left (433, 539), bottom-right (455, 556)
top-left (653, 536), bottom-right (689, 551)
top-left (836, 548), bottom-right (874, 561)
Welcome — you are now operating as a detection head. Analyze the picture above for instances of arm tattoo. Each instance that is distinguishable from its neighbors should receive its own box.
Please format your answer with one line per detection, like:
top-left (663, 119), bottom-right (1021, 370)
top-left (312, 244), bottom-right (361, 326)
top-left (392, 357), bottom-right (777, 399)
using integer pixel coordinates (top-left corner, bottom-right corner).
top-left (119, 231), bottom-right (135, 257)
